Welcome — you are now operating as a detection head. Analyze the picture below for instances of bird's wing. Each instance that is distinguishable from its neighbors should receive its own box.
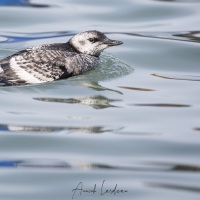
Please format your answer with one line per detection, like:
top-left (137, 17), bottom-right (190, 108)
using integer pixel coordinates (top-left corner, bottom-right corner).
top-left (0, 44), bottom-right (99, 85)
top-left (0, 48), bottom-right (77, 84)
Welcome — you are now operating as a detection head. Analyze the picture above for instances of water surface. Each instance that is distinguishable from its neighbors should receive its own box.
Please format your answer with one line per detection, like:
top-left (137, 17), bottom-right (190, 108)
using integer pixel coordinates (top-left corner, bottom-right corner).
top-left (0, 0), bottom-right (200, 200)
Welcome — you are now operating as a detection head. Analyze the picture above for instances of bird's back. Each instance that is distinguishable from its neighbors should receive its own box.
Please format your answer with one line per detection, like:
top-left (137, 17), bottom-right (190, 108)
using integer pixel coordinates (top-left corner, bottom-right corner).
top-left (0, 43), bottom-right (99, 86)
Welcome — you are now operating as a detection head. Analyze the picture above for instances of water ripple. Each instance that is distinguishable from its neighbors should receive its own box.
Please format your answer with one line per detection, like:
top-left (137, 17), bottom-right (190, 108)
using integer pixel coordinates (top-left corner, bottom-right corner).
top-left (146, 182), bottom-right (200, 193)
top-left (118, 86), bottom-right (155, 92)
top-left (2, 30), bottom-right (200, 46)
top-left (0, 0), bottom-right (50, 7)
top-left (154, 0), bottom-right (200, 3)
top-left (82, 53), bottom-right (134, 82)
top-left (152, 73), bottom-right (200, 81)
top-left (132, 103), bottom-right (190, 107)
top-left (0, 31), bottom-right (74, 43)
top-left (1, 159), bottom-right (200, 173)
top-left (194, 128), bottom-right (200, 132)
top-left (108, 30), bottom-right (200, 44)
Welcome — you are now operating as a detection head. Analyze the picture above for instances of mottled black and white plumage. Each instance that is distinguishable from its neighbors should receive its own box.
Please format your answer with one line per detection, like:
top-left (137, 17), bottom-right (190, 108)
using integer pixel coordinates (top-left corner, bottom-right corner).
top-left (0, 30), bottom-right (123, 86)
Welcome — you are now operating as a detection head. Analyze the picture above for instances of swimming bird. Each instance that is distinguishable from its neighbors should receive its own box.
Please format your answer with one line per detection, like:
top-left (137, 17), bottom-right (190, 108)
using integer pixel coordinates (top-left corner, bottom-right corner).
top-left (0, 30), bottom-right (123, 86)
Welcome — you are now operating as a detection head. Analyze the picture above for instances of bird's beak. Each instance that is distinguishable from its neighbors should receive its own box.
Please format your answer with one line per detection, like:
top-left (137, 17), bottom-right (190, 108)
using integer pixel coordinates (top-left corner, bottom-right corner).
top-left (103, 39), bottom-right (123, 46)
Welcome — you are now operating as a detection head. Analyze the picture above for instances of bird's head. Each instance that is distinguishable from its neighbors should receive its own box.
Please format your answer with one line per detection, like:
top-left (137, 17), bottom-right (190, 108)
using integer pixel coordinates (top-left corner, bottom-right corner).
top-left (69, 30), bottom-right (123, 56)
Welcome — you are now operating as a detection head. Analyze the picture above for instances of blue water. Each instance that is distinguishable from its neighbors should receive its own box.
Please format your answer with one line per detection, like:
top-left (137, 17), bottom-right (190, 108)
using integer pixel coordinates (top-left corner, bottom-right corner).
top-left (0, 0), bottom-right (200, 200)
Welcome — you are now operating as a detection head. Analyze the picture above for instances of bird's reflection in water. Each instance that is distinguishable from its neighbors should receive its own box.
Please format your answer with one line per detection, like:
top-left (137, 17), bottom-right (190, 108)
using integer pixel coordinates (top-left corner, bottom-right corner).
top-left (0, 124), bottom-right (121, 134)
top-left (1, 158), bottom-right (200, 176)
top-left (34, 95), bottom-right (121, 109)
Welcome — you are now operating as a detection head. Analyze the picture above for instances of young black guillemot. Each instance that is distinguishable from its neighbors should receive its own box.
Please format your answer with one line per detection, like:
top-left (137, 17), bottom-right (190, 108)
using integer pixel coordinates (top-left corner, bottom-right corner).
top-left (0, 30), bottom-right (123, 86)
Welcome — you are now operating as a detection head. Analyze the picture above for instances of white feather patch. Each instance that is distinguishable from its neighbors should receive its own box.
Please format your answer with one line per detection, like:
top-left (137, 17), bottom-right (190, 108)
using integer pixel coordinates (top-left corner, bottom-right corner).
top-left (10, 57), bottom-right (45, 84)
top-left (0, 66), bottom-right (3, 73)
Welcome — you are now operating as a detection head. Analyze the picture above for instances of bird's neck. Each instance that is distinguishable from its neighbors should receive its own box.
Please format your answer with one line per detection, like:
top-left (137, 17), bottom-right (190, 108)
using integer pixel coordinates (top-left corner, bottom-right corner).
top-left (66, 42), bottom-right (81, 53)
top-left (66, 41), bottom-right (100, 57)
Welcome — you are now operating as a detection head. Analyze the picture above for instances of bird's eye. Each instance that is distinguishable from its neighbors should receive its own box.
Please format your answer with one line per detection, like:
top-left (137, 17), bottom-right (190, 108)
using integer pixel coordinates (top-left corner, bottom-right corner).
top-left (88, 38), bottom-right (98, 43)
